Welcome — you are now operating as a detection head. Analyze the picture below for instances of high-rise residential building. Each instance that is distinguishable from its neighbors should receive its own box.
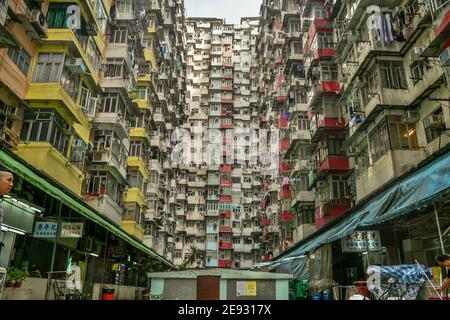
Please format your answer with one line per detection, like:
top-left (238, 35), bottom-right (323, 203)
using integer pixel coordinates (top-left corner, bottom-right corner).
top-left (174, 17), bottom-right (264, 269)
top-left (255, 0), bottom-right (450, 263)
top-left (0, 0), bottom-right (187, 293)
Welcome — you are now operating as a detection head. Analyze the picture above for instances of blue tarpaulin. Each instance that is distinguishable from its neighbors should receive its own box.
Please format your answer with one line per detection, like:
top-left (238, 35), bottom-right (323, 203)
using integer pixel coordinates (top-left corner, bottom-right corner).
top-left (252, 147), bottom-right (450, 276)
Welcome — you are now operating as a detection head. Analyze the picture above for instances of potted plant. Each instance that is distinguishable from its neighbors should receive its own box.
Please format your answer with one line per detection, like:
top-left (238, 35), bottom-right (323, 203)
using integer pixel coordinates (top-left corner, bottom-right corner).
top-left (5, 267), bottom-right (29, 288)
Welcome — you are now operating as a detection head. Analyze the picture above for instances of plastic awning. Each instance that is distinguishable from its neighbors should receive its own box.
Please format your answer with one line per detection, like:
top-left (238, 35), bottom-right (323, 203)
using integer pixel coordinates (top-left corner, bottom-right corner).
top-left (0, 148), bottom-right (175, 269)
top-left (254, 146), bottom-right (450, 274)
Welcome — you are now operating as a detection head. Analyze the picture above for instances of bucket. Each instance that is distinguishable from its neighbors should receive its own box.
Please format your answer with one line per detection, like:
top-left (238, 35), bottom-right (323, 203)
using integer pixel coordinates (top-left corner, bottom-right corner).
top-left (102, 288), bottom-right (115, 300)
top-left (322, 291), bottom-right (333, 300)
top-left (312, 293), bottom-right (322, 301)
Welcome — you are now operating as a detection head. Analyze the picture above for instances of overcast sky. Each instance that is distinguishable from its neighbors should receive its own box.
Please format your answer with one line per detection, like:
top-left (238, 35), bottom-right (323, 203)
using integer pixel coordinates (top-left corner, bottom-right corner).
top-left (185, 0), bottom-right (262, 24)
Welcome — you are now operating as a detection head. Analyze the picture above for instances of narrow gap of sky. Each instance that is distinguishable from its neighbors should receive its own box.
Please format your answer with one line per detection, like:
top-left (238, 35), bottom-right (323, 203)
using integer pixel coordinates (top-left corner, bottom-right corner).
top-left (185, 0), bottom-right (262, 24)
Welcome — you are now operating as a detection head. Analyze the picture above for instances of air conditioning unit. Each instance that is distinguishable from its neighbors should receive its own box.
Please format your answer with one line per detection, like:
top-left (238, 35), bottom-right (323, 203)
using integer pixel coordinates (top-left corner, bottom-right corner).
top-left (402, 110), bottom-right (419, 123)
top-left (424, 114), bottom-right (444, 129)
top-left (409, 47), bottom-right (425, 61)
top-left (65, 58), bottom-right (87, 74)
top-left (30, 9), bottom-right (48, 38)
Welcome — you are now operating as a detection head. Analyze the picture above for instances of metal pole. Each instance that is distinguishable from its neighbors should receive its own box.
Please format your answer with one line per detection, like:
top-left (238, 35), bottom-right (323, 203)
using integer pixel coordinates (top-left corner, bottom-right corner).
top-left (434, 204), bottom-right (445, 254)
top-left (45, 201), bottom-right (62, 300)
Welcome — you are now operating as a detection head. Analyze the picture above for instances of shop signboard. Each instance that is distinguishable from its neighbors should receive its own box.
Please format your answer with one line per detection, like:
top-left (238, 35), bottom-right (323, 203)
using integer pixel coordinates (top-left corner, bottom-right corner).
top-left (60, 222), bottom-right (84, 238)
top-left (33, 222), bottom-right (58, 238)
top-left (341, 230), bottom-right (382, 253)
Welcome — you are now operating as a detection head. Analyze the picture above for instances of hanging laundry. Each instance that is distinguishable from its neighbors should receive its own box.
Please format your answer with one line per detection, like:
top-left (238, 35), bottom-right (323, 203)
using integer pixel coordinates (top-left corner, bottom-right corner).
top-left (282, 176), bottom-right (290, 187)
top-left (385, 13), bottom-right (394, 44)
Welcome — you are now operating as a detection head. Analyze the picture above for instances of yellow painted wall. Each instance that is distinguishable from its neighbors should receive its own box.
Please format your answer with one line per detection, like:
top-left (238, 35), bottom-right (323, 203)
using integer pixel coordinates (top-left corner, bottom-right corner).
top-left (128, 156), bottom-right (149, 178)
top-left (121, 221), bottom-right (144, 241)
top-left (14, 142), bottom-right (84, 195)
top-left (124, 188), bottom-right (147, 207)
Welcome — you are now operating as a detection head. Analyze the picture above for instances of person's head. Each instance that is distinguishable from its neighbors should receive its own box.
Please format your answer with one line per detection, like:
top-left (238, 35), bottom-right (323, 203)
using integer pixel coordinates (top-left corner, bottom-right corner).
top-left (436, 254), bottom-right (450, 267)
top-left (0, 171), bottom-right (13, 196)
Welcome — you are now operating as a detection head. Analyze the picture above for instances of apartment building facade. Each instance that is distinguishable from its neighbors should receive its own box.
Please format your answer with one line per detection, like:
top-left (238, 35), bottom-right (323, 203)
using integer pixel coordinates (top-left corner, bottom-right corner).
top-left (0, 0), bottom-right (185, 295)
top-left (255, 0), bottom-right (449, 262)
top-left (174, 17), bottom-right (265, 269)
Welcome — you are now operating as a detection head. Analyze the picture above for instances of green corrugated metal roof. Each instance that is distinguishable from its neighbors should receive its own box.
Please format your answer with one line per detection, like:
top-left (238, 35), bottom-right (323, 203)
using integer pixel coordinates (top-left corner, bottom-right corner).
top-left (0, 148), bottom-right (175, 269)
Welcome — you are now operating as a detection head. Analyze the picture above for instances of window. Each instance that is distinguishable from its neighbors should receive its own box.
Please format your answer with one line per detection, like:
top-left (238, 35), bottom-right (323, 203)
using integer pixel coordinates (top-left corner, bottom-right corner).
top-left (233, 237), bottom-right (240, 244)
top-left (298, 207), bottom-right (315, 224)
top-left (69, 136), bottom-right (86, 170)
top-left (135, 86), bottom-right (147, 100)
top-left (117, 0), bottom-right (132, 14)
top-left (423, 108), bottom-right (444, 143)
top-left (33, 53), bottom-right (65, 83)
top-left (127, 170), bottom-right (144, 189)
top-left (47, 2), bottom-right (84, 29)
top-left (297, 113), bottom-right (309, 130)
top-left (60, 67), bottom-right (80, 102)
top-left (7, 47), bottom-right (31, 75)
top-left (369, 120), bottom-right (390, 163)
top-left (388, 116), bottom-right (418, 150)
top-left (331, 176), bottom-right (348, 199)
top-left (380, 61), bottom-right (407, 89)
top-left (104, 58), bottom-right (126, 77)
top-left (317, 33), bottom-right (333, 49)
top-left (321, 64), bottom-right (338, 81)
top-left (112, 27), bottom-right (128, 43)
top-left (20, 109), bottom-right (70, 156)
top-left (87, 170), bottom-right (124, 204)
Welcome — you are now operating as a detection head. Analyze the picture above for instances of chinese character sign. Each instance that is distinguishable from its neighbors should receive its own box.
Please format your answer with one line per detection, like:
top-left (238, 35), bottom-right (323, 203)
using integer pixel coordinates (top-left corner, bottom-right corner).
top-left (342, 230), bottom-right (382, 252)
top-left (33, 222), bottom-right (58, 238)
top-left (60, 222), bottom-right (84, 238)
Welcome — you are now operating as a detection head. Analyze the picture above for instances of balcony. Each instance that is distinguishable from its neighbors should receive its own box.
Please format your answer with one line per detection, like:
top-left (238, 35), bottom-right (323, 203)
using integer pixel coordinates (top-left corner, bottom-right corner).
top-left (220, 211), bottom-right (232, 219)
top-left (291, 190), bottom-right (316, 208)
top-left (310, 116), bottom-right (346, 142)
top-left (313, 48), bottom-right (335, 60)
top-left (206, 258), bottom-right (219, 267)
top-left (207, 226), bottom-right (218, 234)
top-left (218, 259), bottom-right (231, 268)
top-left (318, 156), bottom-right (350, 174)
top-left (219, 225), bottom-right (232, 233)
top-left (315, 199), bottom-right (352, 229)
top-left (186, 211), bottom-right (205, 221)
top-left (279, 187), bottom-right (292, 200)
top-left (14, 142), bottom-right (84, 195)
top-left (207, 209), bottom-right (219, 217)
top-left (279, 211), bottom-right (294, 224)
top-left (219, 241), bottom-right (232, 250)
top-left (93, 112), bottom-right (129, 139)
top-left (220, 164), bottom-right (232, 173)
top-left (26, 83), bottom-right (89, 128)
top-left (84, 195), bottom-right (124, 226)
top-left (356, 149), bottom-right (425, 201)
top-left (121, 221), bottom-right (144, 241)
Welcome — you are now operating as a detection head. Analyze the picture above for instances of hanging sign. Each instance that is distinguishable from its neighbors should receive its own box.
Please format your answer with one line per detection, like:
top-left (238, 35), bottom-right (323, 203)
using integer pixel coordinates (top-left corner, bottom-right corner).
top-left (33, 222), bottom-right (58, 238)
top-left (60, 222), bottom-right (84, 238)
top-left (342, 230), bottom-right (382, 253)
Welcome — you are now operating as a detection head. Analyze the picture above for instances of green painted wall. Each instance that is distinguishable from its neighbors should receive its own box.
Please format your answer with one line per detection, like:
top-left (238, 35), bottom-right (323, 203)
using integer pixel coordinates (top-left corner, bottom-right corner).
top-left (151, 278), bottom-right (164, 297)
top-left (220, 279), bottom-right (227, 300)
top-left (275, 280), bottom-right (289, 300)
